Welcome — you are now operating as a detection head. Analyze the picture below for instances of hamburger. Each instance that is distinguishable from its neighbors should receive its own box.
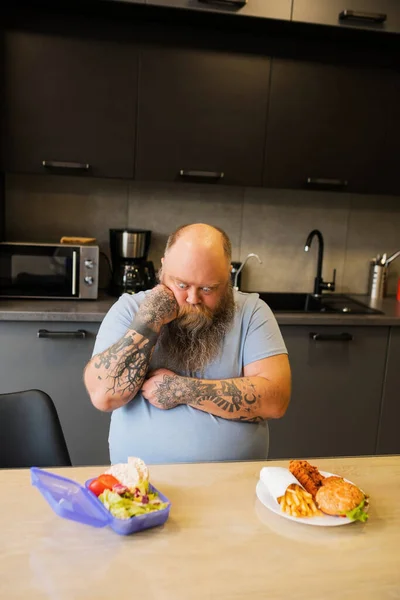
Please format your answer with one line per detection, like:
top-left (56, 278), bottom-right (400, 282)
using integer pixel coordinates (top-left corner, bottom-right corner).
top-left (315, 476), bottom-right (369, 522)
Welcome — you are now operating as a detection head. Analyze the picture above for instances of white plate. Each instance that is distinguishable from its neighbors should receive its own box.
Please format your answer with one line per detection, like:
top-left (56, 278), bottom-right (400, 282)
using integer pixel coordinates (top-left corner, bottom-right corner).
top-left (256, 470), bottom-right (356, 527)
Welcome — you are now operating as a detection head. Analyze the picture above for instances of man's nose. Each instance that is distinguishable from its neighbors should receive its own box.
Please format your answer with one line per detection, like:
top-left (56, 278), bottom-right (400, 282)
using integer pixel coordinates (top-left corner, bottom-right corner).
top-left (186, 287), bottom-right (201, 305)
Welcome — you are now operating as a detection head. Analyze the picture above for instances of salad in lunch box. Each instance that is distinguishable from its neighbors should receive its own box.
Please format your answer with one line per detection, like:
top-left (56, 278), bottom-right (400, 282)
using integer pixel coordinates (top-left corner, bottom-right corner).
top-left (88, 457), bottom-right (168, 520)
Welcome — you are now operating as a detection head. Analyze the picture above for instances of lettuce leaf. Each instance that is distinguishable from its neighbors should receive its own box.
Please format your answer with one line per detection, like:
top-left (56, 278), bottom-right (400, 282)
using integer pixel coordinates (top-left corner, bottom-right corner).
top-left (98, 489), bottom-right (168, 520)
top-left (345, 498), bottom-right (369, 523)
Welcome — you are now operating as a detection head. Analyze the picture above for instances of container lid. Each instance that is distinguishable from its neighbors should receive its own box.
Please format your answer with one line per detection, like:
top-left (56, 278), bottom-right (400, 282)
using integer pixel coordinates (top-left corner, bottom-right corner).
top-left (31, 467), bottom-right (112, 528)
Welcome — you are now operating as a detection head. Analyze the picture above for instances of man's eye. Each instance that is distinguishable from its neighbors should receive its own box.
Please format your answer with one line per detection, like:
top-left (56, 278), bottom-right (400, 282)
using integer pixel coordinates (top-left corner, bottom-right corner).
top-left (201, 287), bottom-right (212, 293)
top-left (177, 282), bottom-right (187, 289)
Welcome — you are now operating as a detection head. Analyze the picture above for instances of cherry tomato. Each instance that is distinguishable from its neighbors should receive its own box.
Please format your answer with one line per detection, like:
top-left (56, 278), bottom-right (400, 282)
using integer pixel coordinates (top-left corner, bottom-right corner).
top-left (88, 474), bottom-right (121, 497)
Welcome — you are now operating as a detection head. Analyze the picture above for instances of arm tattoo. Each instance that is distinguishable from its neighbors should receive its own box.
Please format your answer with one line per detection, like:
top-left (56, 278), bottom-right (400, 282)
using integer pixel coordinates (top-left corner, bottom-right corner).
top-left (237, 416), bottom-right (264, 423)
top-left (93, 316), bottom-right (158, 399)
top-left (139, 287), bottom-right (178, 330)
top-left (153, 375), bottom-right (263, 421)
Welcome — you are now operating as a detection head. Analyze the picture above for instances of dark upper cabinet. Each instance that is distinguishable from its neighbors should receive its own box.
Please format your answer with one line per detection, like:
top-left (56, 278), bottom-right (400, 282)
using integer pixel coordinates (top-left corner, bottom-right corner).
top-left (379, 71), bottom-right (400, 196)
top-left (146, 0), bottom-right (292, 21)
top-left (264, 58), bottom-right (400, 195)
top-left (376, 328), bottom-right (400, 455)
top-left (3, 27), bottom-right (138, 179)
top-left (268, 325), bottom-right (388, 460)
top-left (0, 30), bottom-right (4, 240)
top-left (135, 43), bottom-right (270, 187)
top-left (293, 0), bottom-right (400, 34)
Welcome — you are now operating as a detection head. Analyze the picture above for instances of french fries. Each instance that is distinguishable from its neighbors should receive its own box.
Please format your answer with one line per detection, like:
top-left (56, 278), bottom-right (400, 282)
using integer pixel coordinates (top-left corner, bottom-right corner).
top-left (277, 484), bottom-right (322, 518)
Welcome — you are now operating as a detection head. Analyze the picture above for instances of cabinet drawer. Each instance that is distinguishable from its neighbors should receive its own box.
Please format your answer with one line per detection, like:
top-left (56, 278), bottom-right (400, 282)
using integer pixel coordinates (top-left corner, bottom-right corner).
top-left (376, 328), bottom-right (400, 454)
top-left (0, 321), bottom-right (109, 466)
top-left (293, 0), bottom-right (400, 34)
top-left (147, 0), bottom-right (291, 21)
top-left (268, 325), bottom-right (389, 460)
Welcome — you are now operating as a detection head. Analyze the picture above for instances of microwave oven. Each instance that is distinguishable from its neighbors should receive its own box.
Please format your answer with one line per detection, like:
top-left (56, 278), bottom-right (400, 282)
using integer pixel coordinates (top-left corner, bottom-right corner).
top-left (0, 243), bottom-right (99, 299)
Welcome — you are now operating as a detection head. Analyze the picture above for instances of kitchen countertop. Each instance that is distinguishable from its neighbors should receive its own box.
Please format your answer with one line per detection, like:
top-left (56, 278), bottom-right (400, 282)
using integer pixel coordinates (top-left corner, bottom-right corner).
top-left (0, 294), bottom-right (118, 322)
top-left (0, 292), bottom-right (399, 325)
top-left (1, 456), bottom-right (399, 599)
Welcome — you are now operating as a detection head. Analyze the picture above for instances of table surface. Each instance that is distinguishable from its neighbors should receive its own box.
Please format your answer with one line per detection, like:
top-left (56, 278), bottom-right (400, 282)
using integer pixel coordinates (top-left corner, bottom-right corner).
top-left (1, 456), bottom-right (399, 599)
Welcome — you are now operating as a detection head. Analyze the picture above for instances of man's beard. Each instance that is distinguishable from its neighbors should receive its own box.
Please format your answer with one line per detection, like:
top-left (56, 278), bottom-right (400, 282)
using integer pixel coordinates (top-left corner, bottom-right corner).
top-left (156, 285), bottom-right (236, 376)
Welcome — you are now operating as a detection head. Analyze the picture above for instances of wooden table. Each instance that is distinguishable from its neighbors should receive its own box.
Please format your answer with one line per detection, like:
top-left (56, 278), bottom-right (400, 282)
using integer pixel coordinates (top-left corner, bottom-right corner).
top-left (1, 456), bottom-right (399, 599)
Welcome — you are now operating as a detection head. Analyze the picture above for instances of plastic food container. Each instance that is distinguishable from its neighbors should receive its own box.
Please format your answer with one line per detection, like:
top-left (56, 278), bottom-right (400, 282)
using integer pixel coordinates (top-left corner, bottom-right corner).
top-left (31, 467), bottom-right (171, 536)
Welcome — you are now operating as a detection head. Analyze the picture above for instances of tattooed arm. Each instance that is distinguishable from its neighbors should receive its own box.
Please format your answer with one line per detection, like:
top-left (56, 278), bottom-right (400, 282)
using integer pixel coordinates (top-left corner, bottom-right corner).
top-left (141, 354), bottom-right (291, 421)
top-left (84, 285), bottom-right (178, 412)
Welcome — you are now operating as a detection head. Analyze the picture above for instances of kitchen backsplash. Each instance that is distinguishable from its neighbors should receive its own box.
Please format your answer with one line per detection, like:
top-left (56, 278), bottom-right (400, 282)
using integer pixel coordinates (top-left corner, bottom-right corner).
top-left (5, 174), bottom-right (400, 295)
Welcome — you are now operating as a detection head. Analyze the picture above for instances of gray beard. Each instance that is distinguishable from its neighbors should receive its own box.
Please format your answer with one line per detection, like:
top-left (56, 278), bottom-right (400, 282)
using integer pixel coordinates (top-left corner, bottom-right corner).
top-left (155, 288), bottom-right (236, 376)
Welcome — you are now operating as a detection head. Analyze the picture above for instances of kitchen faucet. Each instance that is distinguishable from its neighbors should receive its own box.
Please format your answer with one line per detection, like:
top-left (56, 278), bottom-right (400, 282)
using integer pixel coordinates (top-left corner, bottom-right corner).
top-left (304, 229), bottom-right (336, 296)
top-left (233, 253), bottom-right (262, 290)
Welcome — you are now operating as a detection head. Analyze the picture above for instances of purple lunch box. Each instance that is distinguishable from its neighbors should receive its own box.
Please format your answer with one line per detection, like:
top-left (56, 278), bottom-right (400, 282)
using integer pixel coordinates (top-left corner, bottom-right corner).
top-left (31, 467), bottom-right (171, 536)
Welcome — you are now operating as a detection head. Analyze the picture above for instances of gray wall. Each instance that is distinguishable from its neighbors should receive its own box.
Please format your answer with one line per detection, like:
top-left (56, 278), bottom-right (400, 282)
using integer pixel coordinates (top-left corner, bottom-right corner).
top-left (5, 173), bottom-right (400, 295)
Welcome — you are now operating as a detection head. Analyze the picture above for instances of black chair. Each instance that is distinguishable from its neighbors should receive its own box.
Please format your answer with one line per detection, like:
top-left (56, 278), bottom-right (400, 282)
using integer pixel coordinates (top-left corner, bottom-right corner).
top-left (0, 389), bottom-right (72, 468)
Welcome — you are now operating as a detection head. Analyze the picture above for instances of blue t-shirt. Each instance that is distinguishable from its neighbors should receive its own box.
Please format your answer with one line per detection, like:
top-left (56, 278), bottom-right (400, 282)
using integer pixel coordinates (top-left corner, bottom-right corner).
top-left (92, 291), bottom-right (287, 464)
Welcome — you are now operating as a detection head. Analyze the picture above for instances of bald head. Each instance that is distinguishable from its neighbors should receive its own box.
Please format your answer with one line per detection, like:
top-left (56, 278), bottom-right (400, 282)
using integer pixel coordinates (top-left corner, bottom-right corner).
top-left (164, 224), bottom-right (232, 264)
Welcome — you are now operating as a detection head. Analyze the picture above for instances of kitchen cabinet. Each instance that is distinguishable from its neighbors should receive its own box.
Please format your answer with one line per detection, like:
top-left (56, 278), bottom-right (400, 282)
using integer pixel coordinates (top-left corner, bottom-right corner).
top-left (146, 0), bottom-right (291, 21)
top-left (0, 321), bottom-right (109, 466)
top-left (293, 0), bottom-right (400, 34)
top-left (376, 328), bottom-right (400, 455)
top-left (3, 23), bottom-right (138, 179)
top-left (0, 175), bottom-right (4, 241)
top-left (136, 42), bottom-right (270, 186)
top-left (0, 27), bottom-right (4, 241)
top-left (264, 58), bottom-right (400, 195)
top-left (268, 325), bottom-right (388, 460)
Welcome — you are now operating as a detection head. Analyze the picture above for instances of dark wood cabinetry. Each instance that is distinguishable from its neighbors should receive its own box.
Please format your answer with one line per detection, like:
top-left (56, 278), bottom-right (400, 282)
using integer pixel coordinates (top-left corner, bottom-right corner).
top-left (1, 6), bottom-right (399, 193)
top-left (268, 325), bottom-right (388, 460)
top-left (146, 0), bottom-right (292, 21)
top-left (0, 29), bottom-right (4, 240)
top-left (293, 0), bottom-right (400, 34)
top-left (264, 58), bottom-right (400, 195)
top-left (3, 25), bottom-right (138, 179)
top-left (376, 328), bottom-right (400, 455)
top-left (135, 42), bottom-right (270, 187)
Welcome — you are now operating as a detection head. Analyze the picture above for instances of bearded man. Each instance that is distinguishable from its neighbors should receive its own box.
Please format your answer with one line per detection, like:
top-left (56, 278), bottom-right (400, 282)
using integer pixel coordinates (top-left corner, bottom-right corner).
top-left (84, 223), bottom-right (291, 464)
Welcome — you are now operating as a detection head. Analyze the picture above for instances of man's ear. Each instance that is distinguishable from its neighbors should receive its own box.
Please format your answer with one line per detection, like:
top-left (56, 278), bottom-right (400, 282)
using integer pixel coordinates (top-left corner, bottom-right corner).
top-left (161, 257), bottom-right (164, 265)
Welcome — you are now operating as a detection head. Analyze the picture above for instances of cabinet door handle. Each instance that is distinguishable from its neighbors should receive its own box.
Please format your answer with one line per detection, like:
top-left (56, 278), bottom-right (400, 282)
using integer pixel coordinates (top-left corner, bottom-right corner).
top-left (71, 250), bottom-right (77, 297)
top-left (42, 160), bottom-right (90, 171)
top-left (179, 170), bottom-right (224, 180)
top-left (310, 332), bottom-right (353, 342)
top-left (37, 329), bottom-right (87, 339)
top-left (339, 10), bottom-right (387, 24)
top-left (306, 177), bottom-right (348, 188)
top-left (198, 0), bottom-right (247, 7)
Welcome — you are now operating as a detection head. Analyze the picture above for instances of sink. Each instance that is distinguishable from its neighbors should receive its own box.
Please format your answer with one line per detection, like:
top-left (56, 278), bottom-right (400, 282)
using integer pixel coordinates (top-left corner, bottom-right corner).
top-left (253, 292), bottom-right (383, 315)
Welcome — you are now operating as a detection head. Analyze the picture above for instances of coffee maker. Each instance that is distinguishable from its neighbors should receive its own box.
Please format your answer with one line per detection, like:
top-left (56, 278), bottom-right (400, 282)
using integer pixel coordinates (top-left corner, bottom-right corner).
top-left (109, 229), bottom-right (157, 296)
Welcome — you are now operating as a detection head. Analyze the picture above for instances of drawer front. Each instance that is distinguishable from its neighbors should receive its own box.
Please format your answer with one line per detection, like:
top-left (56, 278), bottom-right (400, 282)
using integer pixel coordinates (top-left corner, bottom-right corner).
top-left (0, 322), bottom-right (110, 466)
top-left (147, 0), bottom-right (292, 21)
top-left (293, 0), bottom-right (400, 33)
top-left (268, 325), bottom-right (388, 459)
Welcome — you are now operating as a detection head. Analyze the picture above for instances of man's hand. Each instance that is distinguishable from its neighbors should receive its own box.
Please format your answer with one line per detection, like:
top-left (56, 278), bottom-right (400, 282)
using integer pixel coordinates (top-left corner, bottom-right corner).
top-left (141, 368), bottom-right (184, 410)
top-left (138, 284), bottom-right (179, 333)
